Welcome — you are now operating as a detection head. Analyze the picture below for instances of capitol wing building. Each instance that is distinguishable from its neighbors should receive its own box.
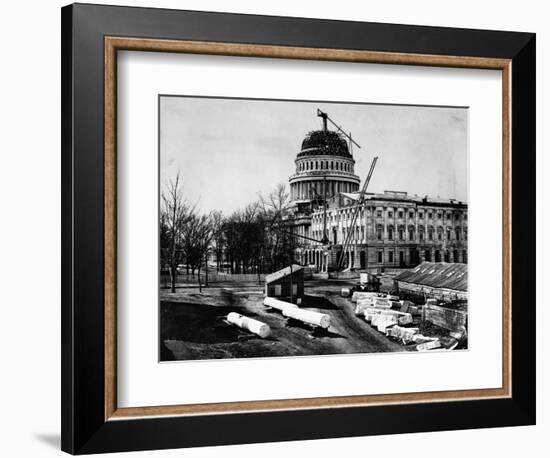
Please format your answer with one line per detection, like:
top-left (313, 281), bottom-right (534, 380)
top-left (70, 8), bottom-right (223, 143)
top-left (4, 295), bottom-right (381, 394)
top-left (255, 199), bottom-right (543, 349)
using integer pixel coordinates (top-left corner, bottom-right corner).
top-left (288, 119), bottom-right (468, 273)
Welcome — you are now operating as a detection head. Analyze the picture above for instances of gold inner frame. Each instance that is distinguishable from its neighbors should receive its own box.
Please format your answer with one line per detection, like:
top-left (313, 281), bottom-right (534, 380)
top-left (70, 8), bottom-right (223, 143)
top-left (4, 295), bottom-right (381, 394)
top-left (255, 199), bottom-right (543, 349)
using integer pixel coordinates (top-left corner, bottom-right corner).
top-left (104, 37), bottom-right (512, 421)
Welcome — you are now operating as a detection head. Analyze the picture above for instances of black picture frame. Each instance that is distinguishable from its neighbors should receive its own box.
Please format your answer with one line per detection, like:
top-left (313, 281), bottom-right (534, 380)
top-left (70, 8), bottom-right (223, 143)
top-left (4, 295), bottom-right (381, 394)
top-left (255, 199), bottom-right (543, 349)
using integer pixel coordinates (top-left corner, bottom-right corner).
top-left (61, 3), bottom-right (535, 454)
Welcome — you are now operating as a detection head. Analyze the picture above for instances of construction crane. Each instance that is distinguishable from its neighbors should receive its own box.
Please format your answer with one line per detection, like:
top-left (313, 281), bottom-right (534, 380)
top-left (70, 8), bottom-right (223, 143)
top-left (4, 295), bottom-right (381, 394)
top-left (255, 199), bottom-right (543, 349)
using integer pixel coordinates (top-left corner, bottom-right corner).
top-left (281, 109), bottom-right (377, 272)
top-left (313, 109), bottom-right (364, 246)
top-left (337, 156), bottom-right (378, 270)
top-left (317, 109), bottom-right (362, 153)
top-left (317, 109), bottom-right (381, 270)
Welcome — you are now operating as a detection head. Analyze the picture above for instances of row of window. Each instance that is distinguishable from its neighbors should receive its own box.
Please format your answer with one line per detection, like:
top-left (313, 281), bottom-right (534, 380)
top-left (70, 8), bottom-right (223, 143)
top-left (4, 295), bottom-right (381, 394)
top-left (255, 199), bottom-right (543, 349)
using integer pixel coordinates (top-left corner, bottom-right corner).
top-left (376, 249), bottom-right (467, 264)
top-left (311, 224), bottom-right (467, 243)
top-left (304, 247), bottom-right (467, 267)
top-left (376, 225), bottom-right (466, 242)
top-left (312, 208), bottom-right (467, 225)
top-left (293, 181), bottom-right (357, 199)
top-left (297, 160), bottom-right (352, 173)
top-left (377, 209), bottom-right (465, 221)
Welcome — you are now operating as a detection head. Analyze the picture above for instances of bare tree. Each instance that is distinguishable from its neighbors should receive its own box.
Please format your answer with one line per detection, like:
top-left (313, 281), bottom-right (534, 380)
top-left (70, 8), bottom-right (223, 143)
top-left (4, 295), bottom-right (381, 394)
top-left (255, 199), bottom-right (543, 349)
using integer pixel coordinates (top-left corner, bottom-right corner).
top-left (258, 183), bottom-right (298, 271)
top-left (179, 212), bottom-right (215, 292)
top-left (197, 213), bottom-right (215, 292)
top-left (210, 210), bottom-right (224, 272)
top-left (160, 173), bottom-right (189, 293)
top-left (258, 183), bottom-right (291, 222)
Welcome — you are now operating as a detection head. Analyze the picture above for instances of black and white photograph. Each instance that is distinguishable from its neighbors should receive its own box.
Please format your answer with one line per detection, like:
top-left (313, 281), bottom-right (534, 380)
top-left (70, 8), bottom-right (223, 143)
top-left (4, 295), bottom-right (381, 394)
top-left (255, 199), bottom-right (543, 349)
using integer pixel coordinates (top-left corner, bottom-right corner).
top-left (159, 96), bottom-right (469, 361)
top-left (0, 0), bottom-right (542, 456)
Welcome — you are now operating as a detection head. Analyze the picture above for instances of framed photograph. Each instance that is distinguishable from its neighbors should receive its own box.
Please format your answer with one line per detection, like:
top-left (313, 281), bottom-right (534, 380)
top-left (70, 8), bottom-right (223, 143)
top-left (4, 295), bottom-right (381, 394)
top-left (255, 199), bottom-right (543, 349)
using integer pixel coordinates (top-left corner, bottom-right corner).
top-left (61, 3), bottom-right (536, 454)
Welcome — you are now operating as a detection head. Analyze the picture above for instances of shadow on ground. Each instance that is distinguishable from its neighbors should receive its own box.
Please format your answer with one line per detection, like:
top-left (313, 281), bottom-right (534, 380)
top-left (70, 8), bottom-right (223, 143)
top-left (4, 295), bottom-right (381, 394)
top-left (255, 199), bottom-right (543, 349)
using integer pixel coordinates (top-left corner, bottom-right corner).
top-left (161, 299), bottom-right (260, 345)
top-left (300, 294), bottom-right (339, 310)
top-left (34, 433), bottom-right (60, 449)
top-left (285, 318), bottom-right (346, 339)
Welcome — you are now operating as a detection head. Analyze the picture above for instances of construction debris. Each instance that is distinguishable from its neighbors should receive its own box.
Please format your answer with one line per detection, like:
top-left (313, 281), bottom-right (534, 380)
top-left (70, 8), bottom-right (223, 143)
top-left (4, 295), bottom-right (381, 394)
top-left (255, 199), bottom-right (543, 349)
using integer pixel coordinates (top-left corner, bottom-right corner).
top-left (226, 312), bottom-right (271, 338)
top-left (440, 337), bottom-right (459, 350)
top-left (450, 326), bottom-right (468, 341)
top-left (374, 297), bottom-right (391, 308)
top-left (371, 314), bottom-right (398, 332)
top-left (363, 307), bottom-right (384, 323)
top-left (385, 326), bottom-right (420, 344)
top-left (363, 308), bottom-right (413, 327)
top-left (261, 265), bottom-right (466, 352)
top-left (416, 340), bottom-right (442, 351)
top-left (399, 300), bottom-right (414, 313)
top-left (351, 291), bottom-right (382, 303)
top-left (396, 312), bottom-right (413, 326)
top-left (354, 297), bottom-right (392, 316)
top-left (416, 336), bottom-right (459, 352)
top-left (340, 274), bottom-right (466, 351)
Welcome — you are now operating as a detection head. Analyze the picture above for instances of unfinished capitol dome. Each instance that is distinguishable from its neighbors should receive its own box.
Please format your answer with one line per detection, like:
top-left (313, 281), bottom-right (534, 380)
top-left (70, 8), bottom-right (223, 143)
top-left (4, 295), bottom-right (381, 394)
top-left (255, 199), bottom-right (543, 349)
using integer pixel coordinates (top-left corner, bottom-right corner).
top-left (298, 130), bottom-right (352, 158)
top-left (289, 112), bottom-right (360, 202)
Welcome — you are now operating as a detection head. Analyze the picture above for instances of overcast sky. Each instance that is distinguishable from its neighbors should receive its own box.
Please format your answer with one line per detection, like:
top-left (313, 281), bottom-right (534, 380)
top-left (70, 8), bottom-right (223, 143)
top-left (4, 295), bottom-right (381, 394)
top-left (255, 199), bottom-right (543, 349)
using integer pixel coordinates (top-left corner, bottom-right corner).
top-left (160, 96), bottom-right (468, 215)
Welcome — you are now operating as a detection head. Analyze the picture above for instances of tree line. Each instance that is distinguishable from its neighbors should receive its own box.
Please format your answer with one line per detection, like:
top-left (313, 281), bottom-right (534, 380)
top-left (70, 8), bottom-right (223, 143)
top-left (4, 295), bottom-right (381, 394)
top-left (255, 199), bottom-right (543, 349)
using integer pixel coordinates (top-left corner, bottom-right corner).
top-left (160, 174), bottom-right (301, 293)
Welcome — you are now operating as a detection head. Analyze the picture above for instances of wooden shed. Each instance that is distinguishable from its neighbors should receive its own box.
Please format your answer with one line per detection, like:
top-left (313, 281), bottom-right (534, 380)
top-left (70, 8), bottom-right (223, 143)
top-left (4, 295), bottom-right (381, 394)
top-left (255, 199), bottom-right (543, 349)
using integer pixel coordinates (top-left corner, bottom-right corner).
top-left (265, 264), bottom-right (304, 301)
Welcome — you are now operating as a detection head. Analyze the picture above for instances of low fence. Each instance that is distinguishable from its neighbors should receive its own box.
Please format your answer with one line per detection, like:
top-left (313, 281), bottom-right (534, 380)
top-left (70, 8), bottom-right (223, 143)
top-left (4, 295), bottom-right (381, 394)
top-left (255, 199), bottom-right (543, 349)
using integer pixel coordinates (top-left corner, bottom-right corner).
top-left (161, 272), bottom-right (266, 286)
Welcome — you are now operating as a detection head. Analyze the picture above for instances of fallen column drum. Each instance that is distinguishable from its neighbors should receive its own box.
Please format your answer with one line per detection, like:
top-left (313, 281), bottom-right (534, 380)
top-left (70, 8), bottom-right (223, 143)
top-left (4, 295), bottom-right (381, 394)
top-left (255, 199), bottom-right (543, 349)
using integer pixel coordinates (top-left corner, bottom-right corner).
top-left (282, 307), bottom-right (331, 329)
top-left (226, 312), bottom-right (271, 338)
top-left (263, 297), bottom-right (298, 312)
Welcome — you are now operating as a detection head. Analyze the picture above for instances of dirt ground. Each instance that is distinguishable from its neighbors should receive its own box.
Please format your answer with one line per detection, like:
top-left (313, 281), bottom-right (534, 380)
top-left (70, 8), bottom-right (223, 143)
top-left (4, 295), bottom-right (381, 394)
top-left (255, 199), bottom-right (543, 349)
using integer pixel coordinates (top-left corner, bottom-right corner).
top-left (160, 278), bottom-right (411, 361)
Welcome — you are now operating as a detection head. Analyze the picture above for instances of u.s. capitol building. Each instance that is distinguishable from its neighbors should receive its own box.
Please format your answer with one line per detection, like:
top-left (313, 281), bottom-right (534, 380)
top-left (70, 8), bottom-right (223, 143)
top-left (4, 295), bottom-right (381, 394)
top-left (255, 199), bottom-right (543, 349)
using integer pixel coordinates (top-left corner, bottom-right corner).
top-left (288, 113), bottom-right (468, 273)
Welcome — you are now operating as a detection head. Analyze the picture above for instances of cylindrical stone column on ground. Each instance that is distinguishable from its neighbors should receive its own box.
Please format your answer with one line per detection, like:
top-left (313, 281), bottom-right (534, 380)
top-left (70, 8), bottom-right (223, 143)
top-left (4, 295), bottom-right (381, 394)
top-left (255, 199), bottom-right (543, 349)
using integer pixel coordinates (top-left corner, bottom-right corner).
top-left (226, 312), bottom-right (271, 338)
